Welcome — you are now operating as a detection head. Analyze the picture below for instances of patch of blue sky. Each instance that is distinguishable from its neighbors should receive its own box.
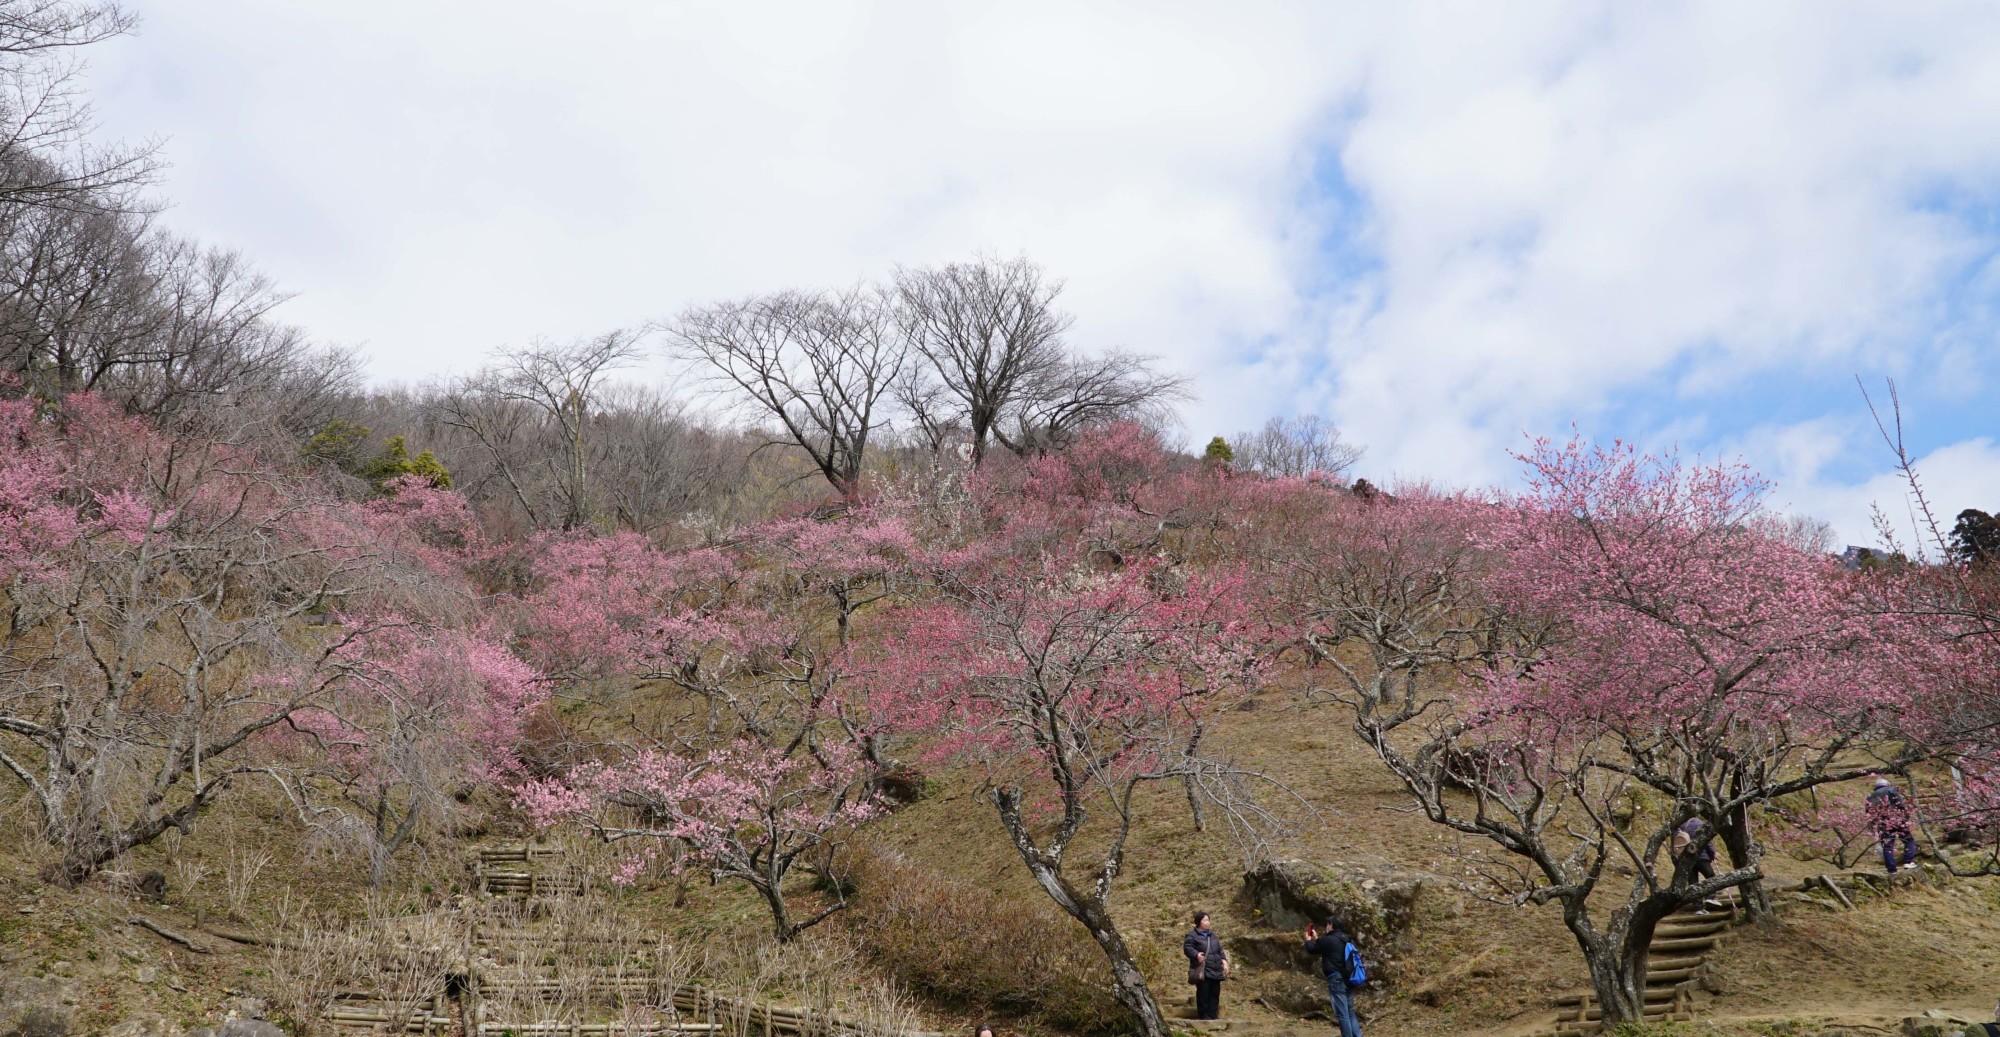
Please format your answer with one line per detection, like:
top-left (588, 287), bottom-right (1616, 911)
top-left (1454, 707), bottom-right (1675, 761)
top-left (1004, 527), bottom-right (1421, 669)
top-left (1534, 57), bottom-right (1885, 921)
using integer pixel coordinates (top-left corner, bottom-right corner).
top-left (1574, 181), bottom-right (2000, 482)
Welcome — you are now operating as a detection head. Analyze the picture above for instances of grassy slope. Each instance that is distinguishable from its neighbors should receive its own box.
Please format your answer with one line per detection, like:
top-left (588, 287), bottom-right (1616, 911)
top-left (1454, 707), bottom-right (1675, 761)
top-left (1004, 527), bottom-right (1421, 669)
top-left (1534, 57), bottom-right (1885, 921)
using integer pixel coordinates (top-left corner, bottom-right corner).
top-left (863, 665), bottom-right (2000, 1036)
top-left (5, 675), bottom-right (1998, 1037)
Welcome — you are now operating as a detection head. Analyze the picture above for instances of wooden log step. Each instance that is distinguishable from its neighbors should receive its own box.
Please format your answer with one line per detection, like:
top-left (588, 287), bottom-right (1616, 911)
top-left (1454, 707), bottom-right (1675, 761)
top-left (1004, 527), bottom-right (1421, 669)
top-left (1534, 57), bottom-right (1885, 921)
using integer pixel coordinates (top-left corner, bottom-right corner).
top-left (1644, 966), bottom-right (1701, 985)
top-left (1646, 954), bottom-right (1705, 971)
top-left (1665, 915), bottom-right (1739, 929)
top-left (477, 845), bottom-right (564, 863)
top-left (1654, 924), bottom-right (1727, 940)
top-left (482, 979), bottom-right (663, 1000)
top-left (475, 1025), bottom-right (721, 1036)
top-left (1552, 1014), bottom-right (1695, 1036)
top-left (1561, 1005), bottom-right (1692, 1023)
top-left (476, 936), bottom-right (631, 950)
top-left (1552, 988), bottom-right (1678, 1008)
top-left (1668, 900), bottom-right (1741, 917)
top-left (325, 1008), bottom-right (453, 1034)
top-left (482, 872), bottom-right (589, 885)
top-left (1648, 936), bottom-right (1718, 954)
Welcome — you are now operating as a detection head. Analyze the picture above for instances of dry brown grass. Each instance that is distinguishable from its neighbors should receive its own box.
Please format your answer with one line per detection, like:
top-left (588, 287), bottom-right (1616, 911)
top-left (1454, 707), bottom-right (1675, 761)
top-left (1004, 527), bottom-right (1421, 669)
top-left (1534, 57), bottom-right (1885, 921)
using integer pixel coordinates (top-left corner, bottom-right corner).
top-left (839, 845), bottom-right (1129, 1035)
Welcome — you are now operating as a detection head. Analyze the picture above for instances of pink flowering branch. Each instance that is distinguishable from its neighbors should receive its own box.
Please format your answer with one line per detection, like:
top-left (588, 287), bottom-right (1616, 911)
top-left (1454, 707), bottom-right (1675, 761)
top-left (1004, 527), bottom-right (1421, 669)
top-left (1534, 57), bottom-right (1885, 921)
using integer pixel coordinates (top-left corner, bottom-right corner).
top-left (519, 740), bottom-right (880, 941)
top-left (857, 553), bottom-right (1266, 1037)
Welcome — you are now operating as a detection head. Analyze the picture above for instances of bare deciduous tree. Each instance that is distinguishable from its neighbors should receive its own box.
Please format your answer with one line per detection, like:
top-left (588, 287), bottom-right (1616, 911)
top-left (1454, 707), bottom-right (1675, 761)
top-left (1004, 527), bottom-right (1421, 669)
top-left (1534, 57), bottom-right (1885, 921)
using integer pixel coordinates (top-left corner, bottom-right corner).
top-left (895, 256), bottom-right (1188, 460)
top-left (490, 331), bottom-right (644, 529)
top-left (892, 255), bottom-right (1072, 464)
top-left (667, 287), bottom-right (903, 499)
top-left (1233, 414), bottom-right (1364, 479)
top-left (0, 1), bottom-right (157, 214)
top-left (589, 383), bottom-right (735, 535)
top-left (1000, 348), bottom-right (1188, 455)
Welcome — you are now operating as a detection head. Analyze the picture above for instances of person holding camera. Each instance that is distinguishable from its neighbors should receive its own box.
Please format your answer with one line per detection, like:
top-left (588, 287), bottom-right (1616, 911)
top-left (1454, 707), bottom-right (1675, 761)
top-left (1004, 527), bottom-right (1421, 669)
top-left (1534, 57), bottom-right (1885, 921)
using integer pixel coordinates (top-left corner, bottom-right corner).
top-left (1303, 917), bottom-right (1365, 1037)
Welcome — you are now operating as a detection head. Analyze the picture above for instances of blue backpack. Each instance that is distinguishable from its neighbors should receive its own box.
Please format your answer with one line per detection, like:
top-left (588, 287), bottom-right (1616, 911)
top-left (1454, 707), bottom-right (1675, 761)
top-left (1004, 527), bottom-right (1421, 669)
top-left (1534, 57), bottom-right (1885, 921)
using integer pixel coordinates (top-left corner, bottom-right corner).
top-left (1343, 942), bottom-right (1367, 988)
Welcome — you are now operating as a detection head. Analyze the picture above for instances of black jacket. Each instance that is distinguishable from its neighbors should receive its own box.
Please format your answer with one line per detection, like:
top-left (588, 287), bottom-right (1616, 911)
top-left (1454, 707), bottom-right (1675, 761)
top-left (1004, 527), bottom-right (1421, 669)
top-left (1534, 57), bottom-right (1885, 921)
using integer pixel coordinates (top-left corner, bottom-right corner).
top-left (1183, 927), bottom-right (1226, 980)
top-left (1303, 931), bottom-right (1356, 981)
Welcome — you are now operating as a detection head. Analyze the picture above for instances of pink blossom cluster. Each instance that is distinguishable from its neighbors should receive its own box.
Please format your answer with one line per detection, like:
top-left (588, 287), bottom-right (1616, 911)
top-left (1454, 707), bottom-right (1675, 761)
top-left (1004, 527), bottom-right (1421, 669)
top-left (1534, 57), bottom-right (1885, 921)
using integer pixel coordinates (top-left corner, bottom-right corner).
top-left (1473, 436), bottom-right (1897, 746)
top-left (517, 740), bottom-right (879, 886)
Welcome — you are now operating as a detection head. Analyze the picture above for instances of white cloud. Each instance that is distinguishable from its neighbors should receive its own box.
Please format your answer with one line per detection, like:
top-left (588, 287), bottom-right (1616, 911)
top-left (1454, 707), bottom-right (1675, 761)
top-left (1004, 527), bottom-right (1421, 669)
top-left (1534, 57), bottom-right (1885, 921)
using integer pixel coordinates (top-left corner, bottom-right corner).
top-left (89, 1), bottom-right (2000, 518)
top-left (1315, 2), bottom-right (2000, 486)
top-left (1735, 416), bottom-right (1998, 549)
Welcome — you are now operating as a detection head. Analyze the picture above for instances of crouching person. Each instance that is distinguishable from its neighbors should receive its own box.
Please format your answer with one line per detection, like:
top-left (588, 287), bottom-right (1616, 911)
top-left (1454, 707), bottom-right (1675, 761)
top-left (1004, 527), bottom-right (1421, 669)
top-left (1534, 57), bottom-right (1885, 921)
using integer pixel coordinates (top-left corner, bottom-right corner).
top-left (1303, 917), bottom-right (1365, 1037)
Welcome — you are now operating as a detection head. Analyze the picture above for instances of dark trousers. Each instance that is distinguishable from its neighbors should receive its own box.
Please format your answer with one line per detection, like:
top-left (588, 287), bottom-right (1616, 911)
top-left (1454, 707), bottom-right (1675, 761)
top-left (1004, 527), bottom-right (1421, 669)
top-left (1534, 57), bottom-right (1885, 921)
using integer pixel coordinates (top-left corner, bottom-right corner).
top-left (1194, 978), bottom-right (1222, 1020)
top-left (1880, 828), bottom-right (1918, 872)
top-left (1324, 976), bottom-right (1362, 1037)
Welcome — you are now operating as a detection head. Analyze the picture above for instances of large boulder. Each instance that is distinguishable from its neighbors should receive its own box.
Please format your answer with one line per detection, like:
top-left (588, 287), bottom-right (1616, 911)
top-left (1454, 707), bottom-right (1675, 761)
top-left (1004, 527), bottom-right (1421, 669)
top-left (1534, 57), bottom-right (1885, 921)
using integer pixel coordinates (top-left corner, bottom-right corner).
top-left (185, 1021), bottom-right (283, 1037)
top-left (1239, 859), bottom-right (1427, 944)
top-left (102, 1014), bottom-right (180, 1037)
top-left (1903, 1011), bottom-right (1979, 1037)
top-left (1, 977), bottom-right (75, 1037)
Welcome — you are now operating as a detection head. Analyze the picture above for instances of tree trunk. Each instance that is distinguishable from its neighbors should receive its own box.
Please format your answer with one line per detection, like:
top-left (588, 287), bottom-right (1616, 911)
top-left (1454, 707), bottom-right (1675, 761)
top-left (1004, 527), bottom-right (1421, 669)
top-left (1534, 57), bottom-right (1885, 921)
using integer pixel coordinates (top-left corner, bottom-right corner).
top-left (1076, 899), bottom-right (1170, 1037)
top-left (1712, 814), bottom-right (1770, 920)
top-left (996, 790), bottom-right (1168, 1037)
top-left (762, 879), bottom-right (797, 942)
top-left (1041, 870), bottom-right (1169, 1037)
top-left (1183, 774), bottom-right (1206, 832)
top-left (1560, 898), bottom-right (1657, 1027)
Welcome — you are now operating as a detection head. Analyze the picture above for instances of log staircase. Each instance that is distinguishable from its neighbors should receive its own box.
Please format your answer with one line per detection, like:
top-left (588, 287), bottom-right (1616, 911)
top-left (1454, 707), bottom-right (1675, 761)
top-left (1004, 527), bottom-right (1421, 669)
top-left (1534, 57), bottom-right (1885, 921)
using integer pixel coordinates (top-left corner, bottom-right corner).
top-left (319, 841), bottom-right (939, 1037)
top-left (1547, 894), bottom-right (1742, 1036)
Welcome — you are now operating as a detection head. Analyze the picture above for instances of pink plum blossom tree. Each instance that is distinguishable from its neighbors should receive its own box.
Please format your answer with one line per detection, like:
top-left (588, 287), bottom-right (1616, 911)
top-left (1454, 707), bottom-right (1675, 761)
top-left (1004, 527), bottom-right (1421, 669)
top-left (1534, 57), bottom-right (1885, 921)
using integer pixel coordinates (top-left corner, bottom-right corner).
top-left (518, 739), bottom-right (880, 941)
top-left (862, 555), bottom-right (1264, 1037)
top-left (0, 396), bottom-right (519, 882)
top-left (1266, 441), bottom-right (1921, 1025)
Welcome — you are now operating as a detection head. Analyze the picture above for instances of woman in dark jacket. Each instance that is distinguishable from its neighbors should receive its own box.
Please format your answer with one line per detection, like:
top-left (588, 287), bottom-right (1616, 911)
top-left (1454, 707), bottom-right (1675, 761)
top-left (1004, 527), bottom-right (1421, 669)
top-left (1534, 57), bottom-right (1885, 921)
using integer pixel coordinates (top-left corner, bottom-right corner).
top-left (1183, 910), bottom-right (1228, 1020)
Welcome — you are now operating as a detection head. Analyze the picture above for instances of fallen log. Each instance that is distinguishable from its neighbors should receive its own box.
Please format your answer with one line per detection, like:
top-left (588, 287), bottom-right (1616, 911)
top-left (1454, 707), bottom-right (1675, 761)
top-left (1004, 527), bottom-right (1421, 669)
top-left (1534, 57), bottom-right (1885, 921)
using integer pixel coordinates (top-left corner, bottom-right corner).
top-left (128, 916), bottom-right (211, 953)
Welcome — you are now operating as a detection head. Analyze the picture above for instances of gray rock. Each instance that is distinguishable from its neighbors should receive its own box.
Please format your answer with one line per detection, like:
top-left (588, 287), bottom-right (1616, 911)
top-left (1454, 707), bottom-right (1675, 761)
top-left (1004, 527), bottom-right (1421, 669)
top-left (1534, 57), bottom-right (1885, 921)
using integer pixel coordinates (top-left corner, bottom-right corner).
top-left (133, 966), bottom-right (157, 985)
top-left (1240, 859), bottom-right (1427, 943)
top-left (1257, 973), bottom-right (1334, 1016)
top-left (1, 977), bottom-right (76, 1037)
top-left (1903, 1015), bottom-right (1977, 1037)
top-left (103, 1013), bottom-right (181, 1037)
top-left (5, 1006), bottom-right (70, 1037)
top-left (217, 997), bottom-right (268, 1022)
top-left (187, 1023), bottom-right (283, 1037)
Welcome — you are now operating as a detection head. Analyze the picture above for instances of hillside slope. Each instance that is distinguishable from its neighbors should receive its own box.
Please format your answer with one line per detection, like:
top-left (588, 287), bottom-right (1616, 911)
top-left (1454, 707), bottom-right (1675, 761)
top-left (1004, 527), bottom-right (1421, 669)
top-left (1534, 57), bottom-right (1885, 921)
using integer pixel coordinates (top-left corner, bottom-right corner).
top-left (3, 669), bottom-right (1997, 1037)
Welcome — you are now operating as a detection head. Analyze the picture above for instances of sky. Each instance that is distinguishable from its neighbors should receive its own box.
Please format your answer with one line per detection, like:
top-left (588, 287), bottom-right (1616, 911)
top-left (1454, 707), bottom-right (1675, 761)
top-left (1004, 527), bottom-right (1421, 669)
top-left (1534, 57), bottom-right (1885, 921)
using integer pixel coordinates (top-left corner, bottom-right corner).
top-left (85, 1), bottom-right (2000, 549)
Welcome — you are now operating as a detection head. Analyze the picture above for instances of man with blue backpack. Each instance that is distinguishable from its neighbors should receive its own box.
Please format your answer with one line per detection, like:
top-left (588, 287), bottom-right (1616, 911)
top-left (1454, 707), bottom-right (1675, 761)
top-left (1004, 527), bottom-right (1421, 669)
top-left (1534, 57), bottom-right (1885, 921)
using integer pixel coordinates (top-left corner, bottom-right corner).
top-left (1303, 917), bottom-right (1365, 1037)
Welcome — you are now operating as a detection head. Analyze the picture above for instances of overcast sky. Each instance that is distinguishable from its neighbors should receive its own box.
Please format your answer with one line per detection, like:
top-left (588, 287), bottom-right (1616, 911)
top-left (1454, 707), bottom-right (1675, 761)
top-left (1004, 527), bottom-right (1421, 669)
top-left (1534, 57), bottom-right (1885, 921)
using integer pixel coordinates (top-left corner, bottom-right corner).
top-left (86, 1), bottom-right (2000, 547)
